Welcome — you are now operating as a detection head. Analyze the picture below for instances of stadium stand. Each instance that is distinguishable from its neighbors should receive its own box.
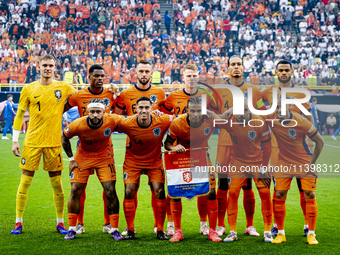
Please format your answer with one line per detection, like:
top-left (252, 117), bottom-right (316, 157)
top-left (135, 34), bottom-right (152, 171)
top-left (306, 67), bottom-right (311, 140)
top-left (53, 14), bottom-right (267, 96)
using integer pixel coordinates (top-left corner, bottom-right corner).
top-left (0, 0), bottom-right (339, 90)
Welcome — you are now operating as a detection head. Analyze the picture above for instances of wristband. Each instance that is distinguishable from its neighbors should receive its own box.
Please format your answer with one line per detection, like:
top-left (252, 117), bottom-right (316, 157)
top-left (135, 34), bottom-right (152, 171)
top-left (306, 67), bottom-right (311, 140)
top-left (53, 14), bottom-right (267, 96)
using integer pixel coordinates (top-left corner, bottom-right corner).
top-left (69, 157), bottom-right (75, 161)
top-left (12, 129), bottom-right (20, 142)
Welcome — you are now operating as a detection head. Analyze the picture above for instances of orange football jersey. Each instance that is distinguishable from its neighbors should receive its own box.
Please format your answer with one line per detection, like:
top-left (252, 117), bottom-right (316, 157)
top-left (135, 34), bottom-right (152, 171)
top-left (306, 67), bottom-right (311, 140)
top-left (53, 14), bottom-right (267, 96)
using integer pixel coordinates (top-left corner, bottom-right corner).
top-left (63, 114), bottom-right (123, 160)
top-left (269, 112), bottom-right (317, 166)
top-left (221, 114), bottom-right (271, 166)
top-left (162, 88), bottom-right (205, 114)
top-left (116, 84), bottom-right (166, 115)
top-left (212, 81), bottom-right (265, 146)
top-left (169, 113), bottom-right (214, 149)
top-left (117, 114), bottom-right (175, 169)
top-left (67, 87), bottom-right (117, 116)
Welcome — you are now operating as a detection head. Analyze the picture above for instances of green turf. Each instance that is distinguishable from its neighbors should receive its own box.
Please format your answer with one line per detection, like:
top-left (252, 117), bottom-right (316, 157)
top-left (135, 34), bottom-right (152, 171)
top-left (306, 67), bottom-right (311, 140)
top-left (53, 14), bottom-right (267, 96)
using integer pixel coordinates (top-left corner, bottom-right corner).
top-left (0, 134), bottom-right (339, 254)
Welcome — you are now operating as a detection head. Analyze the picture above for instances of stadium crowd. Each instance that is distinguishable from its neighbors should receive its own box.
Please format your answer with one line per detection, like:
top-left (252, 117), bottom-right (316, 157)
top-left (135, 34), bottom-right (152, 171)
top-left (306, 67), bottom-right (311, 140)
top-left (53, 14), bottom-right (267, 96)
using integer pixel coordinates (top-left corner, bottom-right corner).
top-left (0, 0), bottom-right (340, 89)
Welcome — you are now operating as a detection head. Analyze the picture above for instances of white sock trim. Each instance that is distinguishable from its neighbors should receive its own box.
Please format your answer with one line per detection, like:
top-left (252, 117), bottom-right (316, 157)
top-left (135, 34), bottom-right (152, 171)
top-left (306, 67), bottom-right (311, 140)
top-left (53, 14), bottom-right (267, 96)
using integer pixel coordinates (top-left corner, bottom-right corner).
top-left (57, 218), bottom-right (64, 224)
top-left (304, 225), bottom-right (309, 229)
top-left (16, 217), bottom-right (23, 223)
top-left (273, 223), bottom-right (278, 228)
top-left (278, 230), bottom-right (285, 235)
top-left (69, 226), bottom-right (76, 231)
top-left (200, 222), bottom-right (207, 227)
top-left (308, 230), bottom-right (315, 236)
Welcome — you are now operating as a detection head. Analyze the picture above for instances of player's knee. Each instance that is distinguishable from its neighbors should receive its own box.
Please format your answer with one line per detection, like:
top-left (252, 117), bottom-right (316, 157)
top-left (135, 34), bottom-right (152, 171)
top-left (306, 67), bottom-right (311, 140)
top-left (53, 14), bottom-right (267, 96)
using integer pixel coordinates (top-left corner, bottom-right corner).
top-left (218, 177), bottom-right (229, 191)
top-left (304, 190), bottom-right (315, 199)
top-left (70, 184), bottom-right (84, 198)
top-left (275, 190), bottom-right (287, 199)
top-left (125, 186), bottom-right (136, 199)
top-left (206, 188), bottom-right (216, 200)
top-left (154, 187), bottom-right (165, 200)
top-left (228, 187), bottom-right (241, 198)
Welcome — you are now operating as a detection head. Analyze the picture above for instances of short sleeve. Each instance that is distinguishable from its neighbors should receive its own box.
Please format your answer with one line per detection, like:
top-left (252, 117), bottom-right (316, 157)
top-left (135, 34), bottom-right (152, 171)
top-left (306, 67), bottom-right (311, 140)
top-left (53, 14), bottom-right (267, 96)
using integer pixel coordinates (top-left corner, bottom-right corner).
top-left (116, 90), bottom-right (126, 110)
top-left (63, 119), bottom-right (78, 139)
top-left (67, 91), bottom-right (78, 107)
top-left (18, 85), bottom-right (30, 111)
top-left (169, 120), bottom-right (180, 140)
top-left (163, 93), bottom-right (174, 111)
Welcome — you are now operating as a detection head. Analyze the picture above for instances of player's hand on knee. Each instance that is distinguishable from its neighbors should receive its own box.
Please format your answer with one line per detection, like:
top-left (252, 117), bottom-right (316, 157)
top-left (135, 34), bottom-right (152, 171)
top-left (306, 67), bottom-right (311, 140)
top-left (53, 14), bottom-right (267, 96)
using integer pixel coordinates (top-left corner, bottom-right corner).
top-left (12, 142), bottom-right (21, 157)
top-left (257, 173), bottom-right (271, 188)
top-left (152, 109), bottom-right (164, 117)
top-left (69, 160), bottom-right (81, 176)
top-left (173, 144), bottom-right (186, 153)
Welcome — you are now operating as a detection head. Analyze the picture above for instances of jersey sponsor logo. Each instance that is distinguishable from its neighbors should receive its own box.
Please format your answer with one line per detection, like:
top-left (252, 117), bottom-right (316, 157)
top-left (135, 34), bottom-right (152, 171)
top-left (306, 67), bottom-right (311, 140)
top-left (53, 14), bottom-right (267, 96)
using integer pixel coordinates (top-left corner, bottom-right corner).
top-left (70, 172), bottom-right (74, 180)
top-left (182, 171), bottom-right (192, 183)
top-left (153, 127), bottom-right (161, 137)
top-left (65, 127), bottom-right (69, 133)
top-left (102, 98), bottom-right (110, 107)
top-left (150, 94), bottom-right (157, 103)
top-left (204, 127), bottom-right (211, 135)
top-left (248, 130), bottom-right (257, 140)
top-left (104, 128), bottom-right (111, 137)
top-left (123, 172), bottom-right (128, 180)
top-left (288, 128), bottom-right (296, 138)
top-left (21, 158), bottom-right (26, 165)
top-left (55, 90), bottom-right (62, 99)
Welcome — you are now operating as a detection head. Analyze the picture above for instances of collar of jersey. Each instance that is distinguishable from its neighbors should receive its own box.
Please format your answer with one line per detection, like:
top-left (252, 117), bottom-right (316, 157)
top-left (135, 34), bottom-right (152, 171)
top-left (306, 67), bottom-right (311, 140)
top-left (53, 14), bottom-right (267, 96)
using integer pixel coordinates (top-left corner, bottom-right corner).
top-left (183, 88), bottom-right (198, 96)
top-left (228, 80), bottom-right (244, 87)
top-left (135, 84), bottom-right (151, 91)
top-left (137, 115), bottom-right (152, 129)
top-left (88, 87), bottom-right (103, 95)
top-left (278, 83), bottom-right (294, 91)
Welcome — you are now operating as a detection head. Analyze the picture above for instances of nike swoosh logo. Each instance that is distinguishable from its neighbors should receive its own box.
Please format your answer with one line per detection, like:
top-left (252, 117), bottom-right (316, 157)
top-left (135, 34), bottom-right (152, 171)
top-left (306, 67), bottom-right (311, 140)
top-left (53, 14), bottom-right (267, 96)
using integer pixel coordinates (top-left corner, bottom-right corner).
top-left (57, 164), bottom-right (62, 167)
top-left (228, 214), bottom-right (234, 216)
top-left (34, 95), bottom-right (41, 98)
top-left (83, 101), bottom-right (89, 104)
top-left (223, 95), bottom-right (228, 97)
top-left (130, 98), bottom-right (136, 101)
top-left (266, 215), bottom-right (271, 217)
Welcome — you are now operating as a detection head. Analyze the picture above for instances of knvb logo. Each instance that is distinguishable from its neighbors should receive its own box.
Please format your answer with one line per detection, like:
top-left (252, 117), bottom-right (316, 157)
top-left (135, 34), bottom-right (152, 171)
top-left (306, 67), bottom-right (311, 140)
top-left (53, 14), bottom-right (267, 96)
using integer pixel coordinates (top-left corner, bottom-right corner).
top-left (201, 86), bottom-right (311, 116)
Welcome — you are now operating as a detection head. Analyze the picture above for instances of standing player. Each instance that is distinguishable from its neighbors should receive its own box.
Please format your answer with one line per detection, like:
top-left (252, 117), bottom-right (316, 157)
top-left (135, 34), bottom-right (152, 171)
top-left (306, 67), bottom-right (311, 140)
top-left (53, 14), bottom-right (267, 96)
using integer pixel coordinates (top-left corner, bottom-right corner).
top-left (159, 63), bottom-right (209, 235)
top-left (164, 97), bottom-right (221, 242)
top-left (61, 99), bottom-right (123, 240)
top-left (117, 97), bottom-right (172, 241)
top-left (114, 60), bottom-right (166, 235)
top-left (218, 102), bottom-right (273, 242)
top-left (64, 64), bottom-right (118, 234)
top-left (270, 102), bottom-right (324, 245)
top-left (262, 60), bottom-right (315, 236)
top-left (11, 54), bottom-right (76, 234)
top-left (211, 56), bottom-right (266, 236)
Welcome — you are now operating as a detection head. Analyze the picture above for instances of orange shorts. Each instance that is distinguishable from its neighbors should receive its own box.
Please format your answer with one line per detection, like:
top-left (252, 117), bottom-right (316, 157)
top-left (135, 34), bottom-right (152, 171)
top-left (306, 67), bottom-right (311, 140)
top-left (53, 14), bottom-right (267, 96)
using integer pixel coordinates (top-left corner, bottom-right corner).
top-left (227, 172), bottom-right (268, 189)
top-left (20, 146), bottom-right (63, 171)
top-left (123, 163), bottom-right (165, 184)
top-left (273, 175), bottom-right (317, 191)
top-left (70, 163), bottom-right (116, 183)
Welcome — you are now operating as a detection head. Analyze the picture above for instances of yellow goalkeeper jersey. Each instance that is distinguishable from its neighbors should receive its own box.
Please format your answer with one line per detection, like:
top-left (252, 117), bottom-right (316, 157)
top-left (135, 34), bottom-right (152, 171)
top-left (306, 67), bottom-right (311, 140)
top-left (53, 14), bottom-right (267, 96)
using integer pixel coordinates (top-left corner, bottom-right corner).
top-left (18, 80), bottom-right (76, 147)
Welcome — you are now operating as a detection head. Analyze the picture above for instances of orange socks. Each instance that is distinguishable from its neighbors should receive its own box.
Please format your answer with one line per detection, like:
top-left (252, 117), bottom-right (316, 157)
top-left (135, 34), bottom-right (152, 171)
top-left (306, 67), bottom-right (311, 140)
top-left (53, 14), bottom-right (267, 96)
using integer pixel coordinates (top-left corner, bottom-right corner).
top-left (151, 191), bottom-right (157, 228)
top-left (171, 200), bottom-right (182, 230)
top-left (197, 196), bottom-right (208, 222)
top-left (207, 199), bottom-right (218, 230)
top-left (217, 188), bottom-right (228, 227)
top-left (123, 198), bottom-right (136, 231)
top-left (273, 198), bottom-right (286, 230)
top-left (103, 191), bottom-right (110, 226)
top-left (78, 187), bottom-right (86, 226)
top-left (243, 188), bottom-right (255, 228)
top-left (272, 191), bottom-right (277, 225)
top-left (166, 195), bottom-right (173, 222)
top-left (134, 191), bottom-right (138, 210)
top-left (156, 199), bottom-right (166, 231)
top-left (68, 213), bottom-right (78, 228)
top-left (306, 198), bottom-right (317, 231)
top-left (258, 188), bottom-right (272, 231)
top-left (109, 214), bottom-right (119, 229)
top-left (300, 191), bottom-right (308, 225)
top-left (227, 188), bottom-right (241, 232)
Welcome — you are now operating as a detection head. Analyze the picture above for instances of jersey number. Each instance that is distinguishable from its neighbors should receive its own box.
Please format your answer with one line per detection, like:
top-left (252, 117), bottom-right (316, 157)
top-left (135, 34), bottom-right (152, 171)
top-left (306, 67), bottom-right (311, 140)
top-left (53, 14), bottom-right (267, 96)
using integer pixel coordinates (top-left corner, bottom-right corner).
top-left (231, 135), bottom-right (238, 144)
top-left (37, 101), bottom-right (41, 111)
top-left (82, 107), bottom-right (86, 116)
top-left (132, 104), bottom-right (137, 114)
top-left (176, 106), bottom-right (187, 114)
top-left (133, 138), bottom-right (143, 146)
top-left (224, 100), bottom-right (229, 110)
top-left (108, 164), bottom-right (115, 174)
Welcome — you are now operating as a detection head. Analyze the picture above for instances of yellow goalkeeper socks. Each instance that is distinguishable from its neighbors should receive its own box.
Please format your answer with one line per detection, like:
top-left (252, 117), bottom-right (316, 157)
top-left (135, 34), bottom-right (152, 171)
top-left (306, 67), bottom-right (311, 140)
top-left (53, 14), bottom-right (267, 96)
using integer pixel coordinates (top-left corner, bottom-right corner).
top-left (49, 175), bottom-right (65, 220)
top-left (16, 174), bottom-right (33, 219)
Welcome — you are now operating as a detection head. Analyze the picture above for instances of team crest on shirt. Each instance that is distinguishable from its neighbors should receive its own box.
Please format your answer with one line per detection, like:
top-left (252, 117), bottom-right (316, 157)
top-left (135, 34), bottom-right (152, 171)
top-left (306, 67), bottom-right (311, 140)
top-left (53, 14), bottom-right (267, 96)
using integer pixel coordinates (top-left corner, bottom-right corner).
top-left (102, 98), bottom-right (110, 107)
top-left (123, 172), bottom-right (128, 180)
top-left (70, 172), bottom-right (74, 180)
top-left (204, 127), bottom-right (211, 135)
top-left (21, 158), bottom-right (26, 165)
top-left (288, 129), bottom-right (296, 139)
top-left (54, 90), bottom-right (62, 101)
top-left (103, 128), bottom-right (111, 137)
top-left (227, 177), bottom-right (231, 185)
top-left (153, 127), bottom-right (161, 137)
top-left (243, 91), bottom-right (248, 98)
top-left (182, 171), bottom-right (192, 183)
top-left (150, 94), bottom-right (157, 103)
top-left (65, 127), bottom-right (69, 133)
top-left (248, 130), bottom-right (257, 140)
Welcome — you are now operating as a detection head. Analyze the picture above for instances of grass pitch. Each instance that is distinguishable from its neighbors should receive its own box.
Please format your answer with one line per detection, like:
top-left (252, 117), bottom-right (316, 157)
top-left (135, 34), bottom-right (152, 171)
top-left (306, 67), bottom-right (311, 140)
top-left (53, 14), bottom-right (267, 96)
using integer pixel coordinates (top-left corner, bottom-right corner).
top-left (0, 134), bottom-right (339, 254)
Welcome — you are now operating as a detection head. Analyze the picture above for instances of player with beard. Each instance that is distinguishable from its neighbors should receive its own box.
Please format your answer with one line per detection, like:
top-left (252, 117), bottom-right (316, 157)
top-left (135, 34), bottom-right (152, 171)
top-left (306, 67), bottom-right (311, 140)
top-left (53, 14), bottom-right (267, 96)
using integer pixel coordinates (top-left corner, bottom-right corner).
top-left (262, 60), bottom-right (315, 237)
top-left (63, 64), bottom-right (120, 234)
top-left (210, 56), bottom-right (266, 237)
top-left (62, 99), bottom-right (124, 240)
top-left (114, 60), bottom-right (166, 235)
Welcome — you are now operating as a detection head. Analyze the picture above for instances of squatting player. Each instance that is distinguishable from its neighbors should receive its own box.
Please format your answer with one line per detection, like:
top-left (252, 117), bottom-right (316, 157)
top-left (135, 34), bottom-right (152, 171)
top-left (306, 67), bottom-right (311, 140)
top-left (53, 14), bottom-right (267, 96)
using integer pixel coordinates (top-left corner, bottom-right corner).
top-left (164, 97), bottom-right (221, 242)
top-left (61, 99), bottom-right (123, 241)
top-left (64, 64), bottom-right (119, 234)
top-left (114, 60), bottom-right (166, 235)
top-left (262, 60), bottom-right (315, 237)
top-left (11, 54), bottom-right (76, 234)
top-left (270, 101), bottom-right (324, 245)
top-left (117, 97), bottom-right (173, 241)
top-left (210, 55), bottom-right (267, 237)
